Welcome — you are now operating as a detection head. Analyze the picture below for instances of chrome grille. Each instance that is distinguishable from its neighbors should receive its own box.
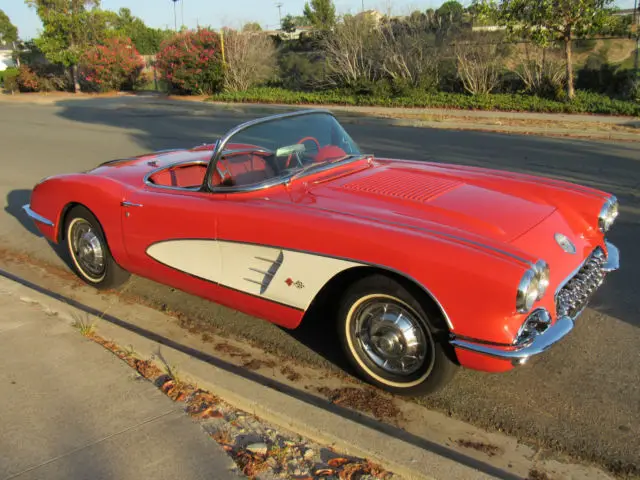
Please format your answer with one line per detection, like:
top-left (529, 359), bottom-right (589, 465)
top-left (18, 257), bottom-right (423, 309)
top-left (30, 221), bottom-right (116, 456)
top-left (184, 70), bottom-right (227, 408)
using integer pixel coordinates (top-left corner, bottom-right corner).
top-left (556, 248), bottom-right (606, 319)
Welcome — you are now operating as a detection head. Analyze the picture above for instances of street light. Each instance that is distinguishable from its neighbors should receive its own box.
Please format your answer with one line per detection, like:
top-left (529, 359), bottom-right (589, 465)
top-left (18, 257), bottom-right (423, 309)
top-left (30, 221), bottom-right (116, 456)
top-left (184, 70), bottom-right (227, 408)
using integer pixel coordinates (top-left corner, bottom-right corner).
top-left (171, 0), bottom-right (179, 31)
top-left (635, 0), bottom-right (639, 79)
top-left (275, 2), bottom-right (283, 29)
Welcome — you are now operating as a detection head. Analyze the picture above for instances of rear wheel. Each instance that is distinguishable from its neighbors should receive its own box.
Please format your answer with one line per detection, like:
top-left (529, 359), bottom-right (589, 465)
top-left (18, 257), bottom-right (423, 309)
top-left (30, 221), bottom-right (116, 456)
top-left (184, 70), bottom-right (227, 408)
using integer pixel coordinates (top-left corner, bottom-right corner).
top-left (64, 205), bottom-right (130, 289)
top-left (338, 274), bottom-right (458, 396)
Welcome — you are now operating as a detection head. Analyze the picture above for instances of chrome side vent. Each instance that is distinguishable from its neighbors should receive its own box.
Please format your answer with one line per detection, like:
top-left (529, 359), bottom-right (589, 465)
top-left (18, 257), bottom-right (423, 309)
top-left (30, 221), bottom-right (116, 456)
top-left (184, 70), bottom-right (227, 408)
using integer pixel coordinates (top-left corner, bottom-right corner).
top-left (244, 250), bottom-right (284, 294)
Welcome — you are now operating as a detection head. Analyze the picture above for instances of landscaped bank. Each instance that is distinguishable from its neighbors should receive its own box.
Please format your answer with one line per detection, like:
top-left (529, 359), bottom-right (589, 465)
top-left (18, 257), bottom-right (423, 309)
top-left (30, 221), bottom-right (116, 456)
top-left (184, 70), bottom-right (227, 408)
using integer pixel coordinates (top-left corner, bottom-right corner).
top-left (209, 87), bottom-right (640, 117)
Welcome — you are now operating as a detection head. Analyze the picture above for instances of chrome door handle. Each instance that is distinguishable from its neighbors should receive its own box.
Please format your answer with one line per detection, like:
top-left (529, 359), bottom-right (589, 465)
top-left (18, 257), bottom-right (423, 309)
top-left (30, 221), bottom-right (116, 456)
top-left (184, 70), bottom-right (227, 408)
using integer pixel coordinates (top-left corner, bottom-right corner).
top-left (121, 201), bottom-right (143, 207)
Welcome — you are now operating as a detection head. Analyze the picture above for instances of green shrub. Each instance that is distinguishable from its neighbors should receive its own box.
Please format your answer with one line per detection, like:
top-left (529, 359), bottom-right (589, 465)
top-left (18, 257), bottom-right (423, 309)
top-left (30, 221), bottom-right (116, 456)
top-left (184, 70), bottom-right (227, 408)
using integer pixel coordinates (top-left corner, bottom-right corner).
top-left (208, 87), bottom-right (640, 116)
top-left (0, 67), bottom-right (19, 92)
top-left (278, 52), bottom-right (327, 91)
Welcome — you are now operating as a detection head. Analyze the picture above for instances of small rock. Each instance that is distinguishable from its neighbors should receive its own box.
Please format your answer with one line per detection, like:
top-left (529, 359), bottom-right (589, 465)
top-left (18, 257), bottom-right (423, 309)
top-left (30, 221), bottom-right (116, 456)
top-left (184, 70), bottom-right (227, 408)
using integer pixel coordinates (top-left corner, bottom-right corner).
top-left (246, 442), bottom-right (268, 456)
top-left (303, 448), bottom-right (314, 460)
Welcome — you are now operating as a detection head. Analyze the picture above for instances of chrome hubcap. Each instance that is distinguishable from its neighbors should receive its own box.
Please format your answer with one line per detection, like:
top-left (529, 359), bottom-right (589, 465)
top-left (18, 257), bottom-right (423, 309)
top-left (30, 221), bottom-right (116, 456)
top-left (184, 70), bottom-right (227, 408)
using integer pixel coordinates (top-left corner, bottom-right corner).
top-left (70, 220), bottom-right (105, 279)
top-left (353, 299), bottom-right (429, 376)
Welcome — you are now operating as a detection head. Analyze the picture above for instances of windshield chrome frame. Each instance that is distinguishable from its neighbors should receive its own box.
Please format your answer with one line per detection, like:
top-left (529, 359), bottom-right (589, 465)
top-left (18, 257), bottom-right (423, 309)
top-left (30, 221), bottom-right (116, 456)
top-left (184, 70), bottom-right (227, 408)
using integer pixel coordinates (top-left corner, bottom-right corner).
top-left (203, 109), bottom-right (365, 194)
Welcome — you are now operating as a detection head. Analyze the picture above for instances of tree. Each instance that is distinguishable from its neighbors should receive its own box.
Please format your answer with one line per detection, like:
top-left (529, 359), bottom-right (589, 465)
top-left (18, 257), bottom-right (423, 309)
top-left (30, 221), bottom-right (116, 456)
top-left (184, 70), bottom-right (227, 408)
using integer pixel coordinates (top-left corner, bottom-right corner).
top-left (110, 7), bottom-right (170, 54)
top-left (0, 9), bottom-right (18, 45)
top-left (425, 1), bottom-right (466, 45)
top-left (293, 15), bottom-right (311, 27)
top-left (487, 0), bottom-right (616, 99)
top-left (242, 22), bottom-right (262, 32)
top-left (223, 31), bottom-right (276, 91)
top-left (281, 14), bottom-right (297, 33)
top-left (323, 15), bottom-right (381, 87)
top-left (303, 0), bottom-right (336, 31)
top-left (26, 0), bottom-right (110, 92)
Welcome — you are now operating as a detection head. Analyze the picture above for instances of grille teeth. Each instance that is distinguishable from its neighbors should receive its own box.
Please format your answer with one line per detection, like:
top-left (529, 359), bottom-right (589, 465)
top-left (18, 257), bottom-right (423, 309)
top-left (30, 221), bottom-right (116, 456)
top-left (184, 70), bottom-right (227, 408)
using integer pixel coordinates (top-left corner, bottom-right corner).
top-left (342, 171), bottom-right (461, 203)
top-left (556, 249), bottom-right (606, 318)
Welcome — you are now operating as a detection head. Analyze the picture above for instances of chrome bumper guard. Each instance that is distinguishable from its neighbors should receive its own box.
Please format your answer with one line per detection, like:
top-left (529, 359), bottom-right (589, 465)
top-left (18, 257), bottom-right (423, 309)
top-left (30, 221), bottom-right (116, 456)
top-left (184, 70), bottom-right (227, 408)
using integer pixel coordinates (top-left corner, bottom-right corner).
top-left (451, 240), bottom-right (619, 365)
top-left (22, 204), bottom-right (55, 227)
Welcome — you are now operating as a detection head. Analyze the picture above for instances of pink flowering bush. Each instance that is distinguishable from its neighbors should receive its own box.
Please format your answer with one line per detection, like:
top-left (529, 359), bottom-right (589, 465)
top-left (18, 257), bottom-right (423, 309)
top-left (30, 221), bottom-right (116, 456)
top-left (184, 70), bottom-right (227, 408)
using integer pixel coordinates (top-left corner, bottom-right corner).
top-left (16, 66), bottom-right (41, 92)
top-left (156, 28), bottom-right (224, 95)
top-left (81, 38), bottom-right (145, 92)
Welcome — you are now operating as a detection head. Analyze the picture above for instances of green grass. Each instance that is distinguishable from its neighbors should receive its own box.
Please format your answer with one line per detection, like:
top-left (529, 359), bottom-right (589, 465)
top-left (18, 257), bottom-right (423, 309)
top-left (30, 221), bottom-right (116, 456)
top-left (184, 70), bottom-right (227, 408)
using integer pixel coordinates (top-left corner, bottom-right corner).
top-left (208, 87), bottom-right (640, 117)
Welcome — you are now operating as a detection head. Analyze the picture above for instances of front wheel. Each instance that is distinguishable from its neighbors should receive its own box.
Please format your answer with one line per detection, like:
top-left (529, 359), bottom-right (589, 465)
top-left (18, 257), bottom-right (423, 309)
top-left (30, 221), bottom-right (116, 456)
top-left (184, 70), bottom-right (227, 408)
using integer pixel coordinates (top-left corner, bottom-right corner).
top-left (65, 205), bottom-right (130, 289)
top-left (338, 274), bottom-right (458, 396)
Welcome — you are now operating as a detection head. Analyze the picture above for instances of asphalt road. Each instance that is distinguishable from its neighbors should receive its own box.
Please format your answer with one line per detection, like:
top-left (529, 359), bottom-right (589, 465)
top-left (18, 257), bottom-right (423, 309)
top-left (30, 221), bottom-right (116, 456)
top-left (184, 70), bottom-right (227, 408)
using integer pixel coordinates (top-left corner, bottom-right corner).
top-left (1, 96), bottom-right (639, 475)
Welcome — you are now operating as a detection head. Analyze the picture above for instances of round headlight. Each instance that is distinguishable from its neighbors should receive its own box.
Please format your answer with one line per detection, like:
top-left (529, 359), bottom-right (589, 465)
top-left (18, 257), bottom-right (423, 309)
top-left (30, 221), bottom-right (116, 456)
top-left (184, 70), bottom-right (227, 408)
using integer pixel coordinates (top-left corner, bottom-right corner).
top-left (533, 260), bottom-right (550, 300)
top-left (516, 260), bottom-right (550, 313)
top-left (598, 196), bottom-right (618, 232)
top-left (516, 269), bottom-right (539, 313)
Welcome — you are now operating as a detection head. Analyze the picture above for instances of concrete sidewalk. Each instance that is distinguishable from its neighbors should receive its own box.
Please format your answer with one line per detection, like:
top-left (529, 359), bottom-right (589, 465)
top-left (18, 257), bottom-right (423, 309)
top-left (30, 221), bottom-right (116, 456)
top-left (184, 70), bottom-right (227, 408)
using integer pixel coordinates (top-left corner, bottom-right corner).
top-left (0, 289), bottom-right (240, 480)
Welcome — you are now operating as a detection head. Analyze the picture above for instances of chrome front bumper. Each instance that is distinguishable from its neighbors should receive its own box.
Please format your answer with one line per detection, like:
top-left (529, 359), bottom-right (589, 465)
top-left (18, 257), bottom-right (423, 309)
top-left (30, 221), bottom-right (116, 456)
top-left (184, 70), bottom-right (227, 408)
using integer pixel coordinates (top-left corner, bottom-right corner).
top-left (22, 204), bottom-right (55, 227)
top-left (451, 241), bottom-right (619, 365)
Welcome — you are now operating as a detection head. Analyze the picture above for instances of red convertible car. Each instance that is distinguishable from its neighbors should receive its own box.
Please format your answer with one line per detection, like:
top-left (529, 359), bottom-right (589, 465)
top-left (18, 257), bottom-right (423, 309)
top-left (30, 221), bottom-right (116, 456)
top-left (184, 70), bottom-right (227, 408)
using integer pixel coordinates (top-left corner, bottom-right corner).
top-left (24, 110), bottom-right (620, 395)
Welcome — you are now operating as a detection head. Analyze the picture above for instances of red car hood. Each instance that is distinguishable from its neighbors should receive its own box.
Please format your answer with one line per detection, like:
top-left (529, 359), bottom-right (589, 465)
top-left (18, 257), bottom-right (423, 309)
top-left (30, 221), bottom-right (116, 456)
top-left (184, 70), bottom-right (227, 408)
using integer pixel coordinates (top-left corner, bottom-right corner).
top-left (303, 159), bottom-right (557, 244)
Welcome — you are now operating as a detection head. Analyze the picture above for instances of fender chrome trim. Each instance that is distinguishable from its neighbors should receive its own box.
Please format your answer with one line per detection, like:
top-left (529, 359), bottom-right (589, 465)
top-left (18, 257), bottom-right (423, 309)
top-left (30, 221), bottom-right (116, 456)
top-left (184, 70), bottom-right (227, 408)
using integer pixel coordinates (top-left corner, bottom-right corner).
top-left (22, 204), bottom-right (55, 227)
top-left (603, 240), bottom-right (619, 272)
top-left (451, 314), bottom-right (574, 365)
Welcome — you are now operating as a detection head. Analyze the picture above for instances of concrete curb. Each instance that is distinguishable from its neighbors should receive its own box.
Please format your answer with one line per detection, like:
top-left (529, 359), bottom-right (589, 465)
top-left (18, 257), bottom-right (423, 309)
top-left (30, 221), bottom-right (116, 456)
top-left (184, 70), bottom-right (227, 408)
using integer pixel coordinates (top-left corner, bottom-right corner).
top-left (0, 274), bottom-right (500, 480)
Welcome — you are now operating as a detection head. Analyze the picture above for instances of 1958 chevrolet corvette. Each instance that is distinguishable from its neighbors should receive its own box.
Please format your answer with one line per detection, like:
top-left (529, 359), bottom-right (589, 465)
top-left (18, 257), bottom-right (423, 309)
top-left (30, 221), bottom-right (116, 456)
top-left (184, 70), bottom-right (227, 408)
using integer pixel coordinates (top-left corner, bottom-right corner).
top-left (24, 110), bottom-right (620, 395)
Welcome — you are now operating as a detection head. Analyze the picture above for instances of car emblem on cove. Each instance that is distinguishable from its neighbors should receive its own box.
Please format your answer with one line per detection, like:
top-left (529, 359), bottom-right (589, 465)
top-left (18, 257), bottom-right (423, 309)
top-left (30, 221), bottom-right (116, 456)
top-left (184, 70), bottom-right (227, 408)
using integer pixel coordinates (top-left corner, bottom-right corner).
top-left (555, 233), bottom-right (576, 254)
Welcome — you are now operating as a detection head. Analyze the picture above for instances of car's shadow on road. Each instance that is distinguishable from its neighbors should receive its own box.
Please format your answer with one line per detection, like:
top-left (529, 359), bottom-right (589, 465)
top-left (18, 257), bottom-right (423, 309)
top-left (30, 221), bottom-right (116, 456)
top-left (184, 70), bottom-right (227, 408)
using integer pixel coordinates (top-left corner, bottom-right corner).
top-left (4, 188), bottom-right (79, 275)
top-left (5, 189), bottom-right (42, 238)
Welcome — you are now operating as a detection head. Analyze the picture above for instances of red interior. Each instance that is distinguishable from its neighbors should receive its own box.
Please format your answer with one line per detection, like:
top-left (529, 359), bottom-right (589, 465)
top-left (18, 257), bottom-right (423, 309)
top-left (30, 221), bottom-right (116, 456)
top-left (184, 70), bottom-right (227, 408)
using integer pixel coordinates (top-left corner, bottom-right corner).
top-left (147, 144), bottom-right (347, 189)
top-left (211, 153), bottom-right (275, 187)
top-left (148, 163), bottom-right (208, 188)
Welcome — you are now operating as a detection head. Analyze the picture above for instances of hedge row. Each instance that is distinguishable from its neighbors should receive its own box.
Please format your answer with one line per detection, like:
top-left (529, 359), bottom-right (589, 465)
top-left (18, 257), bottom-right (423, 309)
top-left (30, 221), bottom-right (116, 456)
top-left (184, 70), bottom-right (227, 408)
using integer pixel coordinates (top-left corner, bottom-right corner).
top-left (209, 87), bottom-right (640, 117)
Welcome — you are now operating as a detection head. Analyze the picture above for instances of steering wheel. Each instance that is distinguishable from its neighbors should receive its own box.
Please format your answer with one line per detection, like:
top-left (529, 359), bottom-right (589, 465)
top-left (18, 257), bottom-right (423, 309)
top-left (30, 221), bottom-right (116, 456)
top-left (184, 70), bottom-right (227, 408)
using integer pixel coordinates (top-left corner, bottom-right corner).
top-left (285, 136), bottom-right (321, 169)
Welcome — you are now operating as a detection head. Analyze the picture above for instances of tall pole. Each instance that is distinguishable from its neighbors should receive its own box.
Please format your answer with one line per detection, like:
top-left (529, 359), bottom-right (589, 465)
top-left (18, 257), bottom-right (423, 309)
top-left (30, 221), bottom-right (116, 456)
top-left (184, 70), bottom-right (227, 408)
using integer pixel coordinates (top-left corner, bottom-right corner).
top-left (361, 0), bottom-right (364, 12)
top-left (635, 0), bottom-right (639, 79)
top-left (276, 2), bottom-right (283, 29)
top-left (173, 0), bottom-right (177, 31)
top-left (181, 0), bottom-right (185, 29)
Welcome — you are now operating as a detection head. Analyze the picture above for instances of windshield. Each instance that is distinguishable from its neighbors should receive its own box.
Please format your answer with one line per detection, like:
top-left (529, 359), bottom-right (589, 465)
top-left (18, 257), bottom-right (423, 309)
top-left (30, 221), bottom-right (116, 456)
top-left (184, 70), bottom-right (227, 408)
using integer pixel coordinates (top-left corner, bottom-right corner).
top-left (209, 112), bottom-right (362, 190)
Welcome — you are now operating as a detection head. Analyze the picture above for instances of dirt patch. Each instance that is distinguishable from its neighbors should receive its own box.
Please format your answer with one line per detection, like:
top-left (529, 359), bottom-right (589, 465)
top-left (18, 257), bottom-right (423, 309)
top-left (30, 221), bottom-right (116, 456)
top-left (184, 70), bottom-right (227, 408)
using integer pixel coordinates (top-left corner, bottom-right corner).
top-left (455, 439), bottom-right (503, 457)
top-left (527, 467), bottom-right (552, 480)
top-left (281, 365), bottom-right (302, 382)
top-left (243, 358), bottom-right (277, 370)
top-left (317, 387), bottom-right (401, 422)
top-left (214, 342), bottom-right (251, 358)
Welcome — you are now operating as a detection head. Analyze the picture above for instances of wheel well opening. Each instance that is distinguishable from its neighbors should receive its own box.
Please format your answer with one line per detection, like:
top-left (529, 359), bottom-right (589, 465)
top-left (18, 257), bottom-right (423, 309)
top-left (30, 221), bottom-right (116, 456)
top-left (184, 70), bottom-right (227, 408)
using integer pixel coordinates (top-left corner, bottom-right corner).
top-left (58, 202), bottom-right (81, 243)
top-left (302, 265), bottom-right (451, 334)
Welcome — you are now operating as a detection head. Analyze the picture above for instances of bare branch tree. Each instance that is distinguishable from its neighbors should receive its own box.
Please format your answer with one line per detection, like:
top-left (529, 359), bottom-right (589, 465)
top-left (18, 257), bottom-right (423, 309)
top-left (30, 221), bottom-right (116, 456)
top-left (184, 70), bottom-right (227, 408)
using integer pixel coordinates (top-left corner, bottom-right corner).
top-left (223, 31), bottom-right (277, 92)
top-left (455, 41), bottom-right (503, 95)
top-left (514, 43), bottom-right (565, 96)
top-left (322, 15), bottom-right (382, 88)
top-left (379, 22), bottom-right (440, 90)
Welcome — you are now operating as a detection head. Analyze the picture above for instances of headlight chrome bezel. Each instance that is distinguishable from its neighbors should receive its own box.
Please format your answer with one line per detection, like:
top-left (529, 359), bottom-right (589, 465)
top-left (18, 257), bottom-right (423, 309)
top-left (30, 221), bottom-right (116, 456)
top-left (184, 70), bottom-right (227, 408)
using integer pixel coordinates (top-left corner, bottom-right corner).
top-left (598, 196), bottom-right (618, 233)
top-left (516, 260), bottom-right (550, 314)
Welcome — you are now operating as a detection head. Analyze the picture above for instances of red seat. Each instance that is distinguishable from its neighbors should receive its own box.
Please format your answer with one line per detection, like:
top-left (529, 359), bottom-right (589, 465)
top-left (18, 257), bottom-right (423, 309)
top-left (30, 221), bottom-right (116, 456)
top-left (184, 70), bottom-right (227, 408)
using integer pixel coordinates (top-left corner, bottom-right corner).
top-left (314, 145), bottom-right (347, 163)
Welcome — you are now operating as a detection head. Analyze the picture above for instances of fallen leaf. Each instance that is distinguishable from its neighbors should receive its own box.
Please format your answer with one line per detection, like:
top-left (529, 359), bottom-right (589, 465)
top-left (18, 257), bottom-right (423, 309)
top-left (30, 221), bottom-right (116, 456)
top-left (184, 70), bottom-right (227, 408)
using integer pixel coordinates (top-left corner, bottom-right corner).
top-left (328, 457), bottom-right (351, 468)
top-left (314, 468), bottom-right (336, 475)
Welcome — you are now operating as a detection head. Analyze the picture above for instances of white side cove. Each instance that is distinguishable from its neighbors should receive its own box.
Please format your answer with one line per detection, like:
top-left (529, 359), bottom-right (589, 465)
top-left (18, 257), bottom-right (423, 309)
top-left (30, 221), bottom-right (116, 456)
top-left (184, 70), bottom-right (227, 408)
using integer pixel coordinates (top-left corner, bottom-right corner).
top-left (146, 240), bottom-right (362, 310)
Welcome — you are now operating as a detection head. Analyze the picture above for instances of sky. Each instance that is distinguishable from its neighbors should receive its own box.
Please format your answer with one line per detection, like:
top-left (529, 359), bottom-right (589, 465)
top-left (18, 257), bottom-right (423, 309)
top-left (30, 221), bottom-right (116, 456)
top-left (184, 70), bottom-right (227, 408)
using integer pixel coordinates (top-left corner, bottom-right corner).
top-left (1, 0), bottom-right (637, 40)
